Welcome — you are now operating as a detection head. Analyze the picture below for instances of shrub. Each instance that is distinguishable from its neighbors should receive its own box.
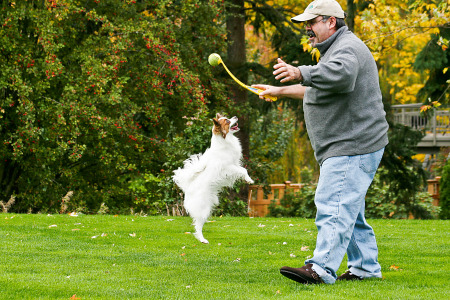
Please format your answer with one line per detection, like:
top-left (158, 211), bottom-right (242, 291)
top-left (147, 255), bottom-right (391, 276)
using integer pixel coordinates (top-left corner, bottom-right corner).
top-left (268, 184), bottom-right (316, 218)
top-left (214, 186), bottom-right (249, 217)
top-left (366, 167), bottom-right (440, 219)
top-left (0, 0), bottom-right (228, 214)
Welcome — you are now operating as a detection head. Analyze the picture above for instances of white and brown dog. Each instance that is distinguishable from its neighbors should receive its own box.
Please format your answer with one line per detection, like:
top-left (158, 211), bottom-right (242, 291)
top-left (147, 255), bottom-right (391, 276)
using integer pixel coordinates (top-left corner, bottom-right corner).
top-left (173, 113), bottom-right (254, 244)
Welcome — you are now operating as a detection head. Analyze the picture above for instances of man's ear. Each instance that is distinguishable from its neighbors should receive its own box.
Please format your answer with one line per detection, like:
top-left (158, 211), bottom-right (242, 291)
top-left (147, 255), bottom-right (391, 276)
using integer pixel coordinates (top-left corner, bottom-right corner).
top-left (329, 16), bottom-right (337, 29)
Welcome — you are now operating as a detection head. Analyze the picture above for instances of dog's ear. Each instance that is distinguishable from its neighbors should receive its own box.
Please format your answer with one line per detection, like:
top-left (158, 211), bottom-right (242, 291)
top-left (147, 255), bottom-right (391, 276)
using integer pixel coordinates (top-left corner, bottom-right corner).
top-left (216, 113), bottom-right (223, 119)
top-left (212, 118), bottom-right (223, 137)
top-left (212, 118), bottom-right (227, 139)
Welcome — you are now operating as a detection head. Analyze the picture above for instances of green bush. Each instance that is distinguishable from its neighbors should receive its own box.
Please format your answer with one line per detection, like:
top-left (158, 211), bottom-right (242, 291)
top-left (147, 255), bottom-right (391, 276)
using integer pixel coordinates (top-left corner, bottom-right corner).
top-left (268, 184), bottom-right (316, 218)
top-left (0, 0), bottom-right (228, 214)
top-left (214, 186), bottom-right (249, 217)
top-left (365, 167), bottom-right (440, 219)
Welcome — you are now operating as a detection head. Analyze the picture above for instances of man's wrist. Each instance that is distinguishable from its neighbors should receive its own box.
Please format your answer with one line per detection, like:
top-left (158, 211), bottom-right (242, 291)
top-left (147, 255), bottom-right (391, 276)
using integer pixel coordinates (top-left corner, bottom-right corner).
top-left (297, 67), bottom-right (303, 82)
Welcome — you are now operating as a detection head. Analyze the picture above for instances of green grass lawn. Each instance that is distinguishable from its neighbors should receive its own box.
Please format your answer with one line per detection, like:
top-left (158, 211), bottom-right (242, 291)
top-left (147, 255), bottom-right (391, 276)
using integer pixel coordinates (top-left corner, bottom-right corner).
top-left (1, 214), bottom-right (449, 300)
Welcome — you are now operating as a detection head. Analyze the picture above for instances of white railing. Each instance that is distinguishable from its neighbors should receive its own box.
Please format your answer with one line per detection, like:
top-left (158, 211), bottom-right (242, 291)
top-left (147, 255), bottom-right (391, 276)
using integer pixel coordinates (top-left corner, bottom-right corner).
top-left (392, 104), bottom-right (450, 147)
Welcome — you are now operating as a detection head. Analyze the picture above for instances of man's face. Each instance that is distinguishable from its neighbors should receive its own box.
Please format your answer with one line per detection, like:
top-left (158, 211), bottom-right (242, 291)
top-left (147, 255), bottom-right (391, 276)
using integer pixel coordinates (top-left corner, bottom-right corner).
top-left (305, 16), bottom-right (333, 47)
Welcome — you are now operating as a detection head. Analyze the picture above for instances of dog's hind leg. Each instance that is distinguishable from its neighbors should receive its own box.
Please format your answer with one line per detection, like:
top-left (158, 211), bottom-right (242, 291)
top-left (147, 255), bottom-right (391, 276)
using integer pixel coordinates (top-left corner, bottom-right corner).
top-left (193, 217), bottom-right (209, 244)
top-left (184, 191), bottom-right (216, 244)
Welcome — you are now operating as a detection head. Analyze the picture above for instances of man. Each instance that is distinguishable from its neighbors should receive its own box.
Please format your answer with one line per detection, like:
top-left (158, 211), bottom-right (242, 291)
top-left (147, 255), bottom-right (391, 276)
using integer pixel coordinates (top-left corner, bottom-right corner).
top-left (253, 0), bottom-right (389, 284)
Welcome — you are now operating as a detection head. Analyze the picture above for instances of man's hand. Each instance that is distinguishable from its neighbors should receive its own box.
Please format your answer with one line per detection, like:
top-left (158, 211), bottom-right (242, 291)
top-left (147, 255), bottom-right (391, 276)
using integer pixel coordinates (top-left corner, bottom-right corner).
top-left (252, 84), bottom-right (282, 102)
top-left (273, 58), bottom-right (302, 83)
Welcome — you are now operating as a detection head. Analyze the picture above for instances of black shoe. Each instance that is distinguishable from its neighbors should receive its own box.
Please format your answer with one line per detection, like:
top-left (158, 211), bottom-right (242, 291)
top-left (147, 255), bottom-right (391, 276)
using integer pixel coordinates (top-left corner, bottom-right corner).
top-left (280, 263), bottom-right (323, 284)
top-left (337, 270), bottom-right (363, 281)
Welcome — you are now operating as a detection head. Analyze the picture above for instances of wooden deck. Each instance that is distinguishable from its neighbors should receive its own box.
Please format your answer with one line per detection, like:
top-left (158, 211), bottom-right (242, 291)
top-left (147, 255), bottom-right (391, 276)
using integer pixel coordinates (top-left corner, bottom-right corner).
top-left (392, 104), bottom-right (450, 152)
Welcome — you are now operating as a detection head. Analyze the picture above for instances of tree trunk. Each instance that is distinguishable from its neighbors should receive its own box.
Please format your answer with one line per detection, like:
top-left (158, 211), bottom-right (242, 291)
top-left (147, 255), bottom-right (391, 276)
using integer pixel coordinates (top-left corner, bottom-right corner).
top-left (346, 0), bottom-right (355, 32)
top-left (226, 0), bottom-right (250, 160)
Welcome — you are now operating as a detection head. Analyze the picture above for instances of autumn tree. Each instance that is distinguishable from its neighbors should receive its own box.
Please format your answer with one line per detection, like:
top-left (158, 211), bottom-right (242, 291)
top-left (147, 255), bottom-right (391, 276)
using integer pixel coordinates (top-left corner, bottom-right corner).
top-left (237, 0), bottom-right (449, 217)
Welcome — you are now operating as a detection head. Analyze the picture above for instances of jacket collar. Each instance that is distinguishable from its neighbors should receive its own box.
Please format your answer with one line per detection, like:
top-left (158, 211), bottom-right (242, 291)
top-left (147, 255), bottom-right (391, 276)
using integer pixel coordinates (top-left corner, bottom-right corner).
top-left (316, 26), bottom-right (348, 55)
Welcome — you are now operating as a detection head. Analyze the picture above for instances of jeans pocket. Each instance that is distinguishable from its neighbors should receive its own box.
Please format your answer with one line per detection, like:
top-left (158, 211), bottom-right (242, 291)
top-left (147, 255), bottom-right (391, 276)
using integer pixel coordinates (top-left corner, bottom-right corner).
top-left (359, 149), bottom-right (384, 174)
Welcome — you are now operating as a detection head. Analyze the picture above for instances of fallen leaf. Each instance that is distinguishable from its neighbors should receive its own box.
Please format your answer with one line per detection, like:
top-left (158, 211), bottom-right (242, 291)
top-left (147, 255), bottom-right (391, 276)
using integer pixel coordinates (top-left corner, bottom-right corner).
top-left (258, 223), bottom-right (266, 228)
top-left (166, 219), bottom-right (174, 221)
top-left (101, 233), bottom-right (107, 237)
top-left (233, 258), bottom-right (241, 262)
top-left (91, 235), bottom-right (99, 239)
top-left (289, 224), bottom-right (294, 227)
top-left (49, 224), bottom-right (57, 228)
top-left (181, 253), bottom-right (186, 256)
top-left (290, 253), bottom-right (296, 258)
top-left (72, 229), bottom-right (80, 231)
top-left (70, 295), bottom-right (80, 300)
top-left (129, 233), bottom-right (136, 237)
top-left (301, 246), bottom-right (309, 251)
top-left (69, 212), bottom-right (78, 217)
top-left (389, 265), bottom-right (402, 271)
top-left (185, 232), bottom-right (191, 234)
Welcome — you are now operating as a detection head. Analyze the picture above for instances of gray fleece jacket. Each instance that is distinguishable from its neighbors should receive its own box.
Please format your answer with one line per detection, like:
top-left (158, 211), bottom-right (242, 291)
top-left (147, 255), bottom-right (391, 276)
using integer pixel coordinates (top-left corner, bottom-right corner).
top-left (299, 26), bottom-right (389, 165)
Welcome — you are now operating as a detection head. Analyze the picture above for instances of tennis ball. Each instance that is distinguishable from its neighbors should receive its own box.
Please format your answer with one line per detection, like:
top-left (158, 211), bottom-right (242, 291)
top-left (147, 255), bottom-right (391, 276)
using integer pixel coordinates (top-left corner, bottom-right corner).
top-left (208, 53), bottom-right (221, 66)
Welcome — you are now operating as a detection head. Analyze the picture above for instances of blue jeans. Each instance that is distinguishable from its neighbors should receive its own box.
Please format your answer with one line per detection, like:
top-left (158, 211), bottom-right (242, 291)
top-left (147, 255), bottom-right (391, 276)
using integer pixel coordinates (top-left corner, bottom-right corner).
top-left (306, 148), bottom-right (385, 284)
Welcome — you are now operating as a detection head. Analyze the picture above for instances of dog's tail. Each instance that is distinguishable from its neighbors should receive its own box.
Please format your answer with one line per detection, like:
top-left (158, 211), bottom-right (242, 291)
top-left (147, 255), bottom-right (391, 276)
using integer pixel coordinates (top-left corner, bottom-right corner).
top-left (172, 154), bottom-right (205, 192)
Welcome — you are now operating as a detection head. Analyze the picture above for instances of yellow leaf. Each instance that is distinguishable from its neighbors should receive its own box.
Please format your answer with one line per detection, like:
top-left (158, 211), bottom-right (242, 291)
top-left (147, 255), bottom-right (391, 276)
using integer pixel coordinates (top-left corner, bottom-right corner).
top-left (311, 48), bottom-right (320, 62)
top-left (443, 68), bottom-right (448, 74)
top-left (420, 105), bottom-right (430, 113)
top-left (390, 265), bottom-right (403, 271)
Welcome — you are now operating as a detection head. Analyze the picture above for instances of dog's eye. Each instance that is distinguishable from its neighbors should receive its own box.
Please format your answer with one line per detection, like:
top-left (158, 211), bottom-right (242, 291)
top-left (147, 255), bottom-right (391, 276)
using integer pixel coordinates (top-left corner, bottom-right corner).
top-left (226, 120), bottom-right (230, 124)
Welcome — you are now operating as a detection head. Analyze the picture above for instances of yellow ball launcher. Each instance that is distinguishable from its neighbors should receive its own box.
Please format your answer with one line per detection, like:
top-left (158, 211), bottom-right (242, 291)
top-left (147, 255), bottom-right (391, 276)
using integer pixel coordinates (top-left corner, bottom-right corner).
top-left (208, 53), bottom-right (277, 102)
